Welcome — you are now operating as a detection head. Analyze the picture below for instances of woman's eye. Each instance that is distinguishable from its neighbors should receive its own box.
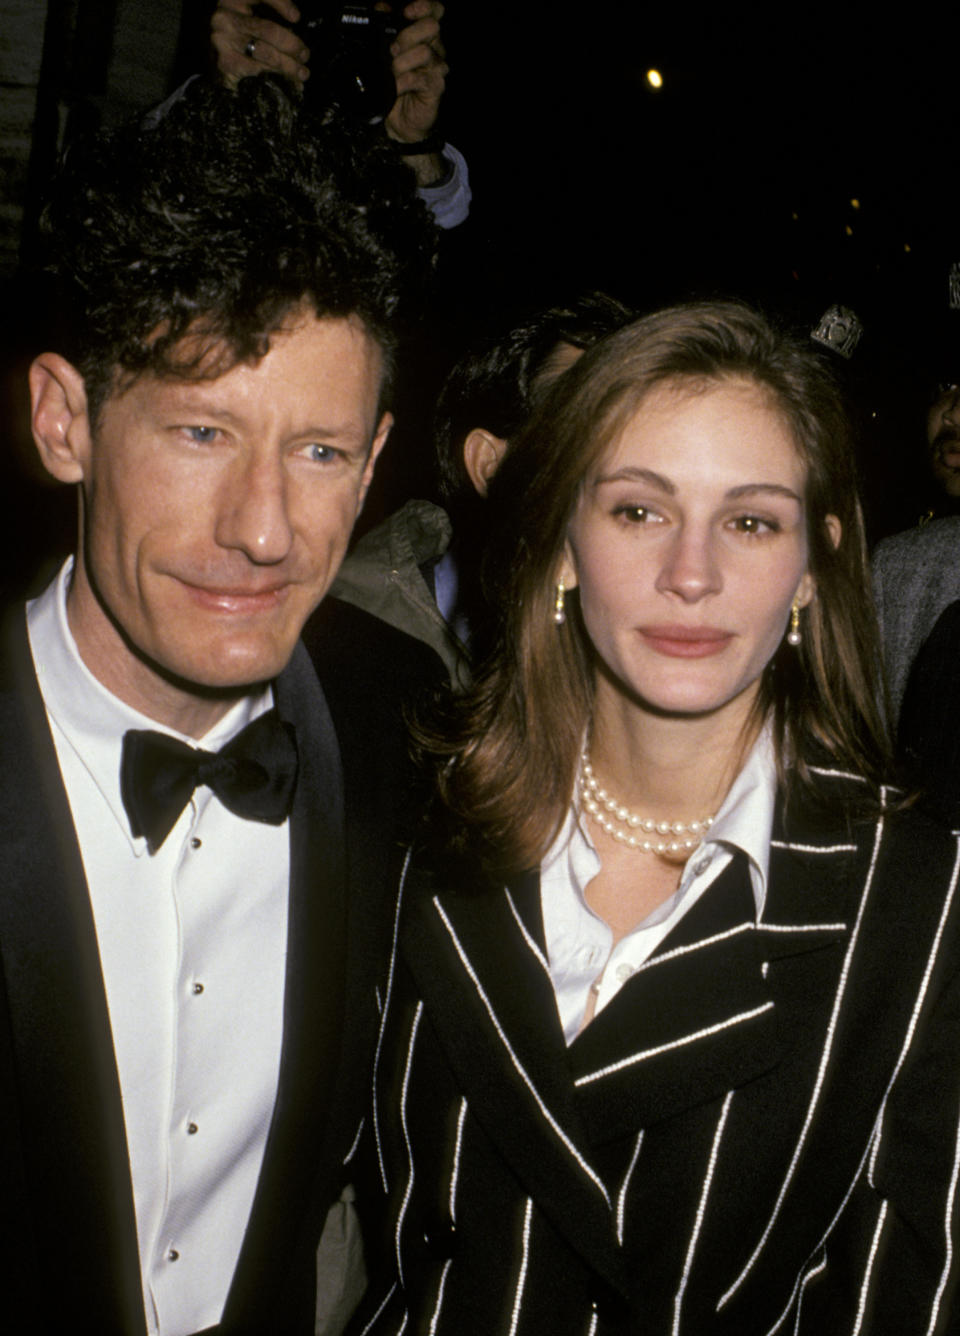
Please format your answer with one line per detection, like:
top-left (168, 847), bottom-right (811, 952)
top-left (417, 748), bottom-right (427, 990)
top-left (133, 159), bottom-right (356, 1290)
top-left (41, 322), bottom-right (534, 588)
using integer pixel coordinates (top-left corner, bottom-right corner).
top-left (615, 505), bottom-right (656, 524)
top-left (730, 514), bottom-right (778, 535)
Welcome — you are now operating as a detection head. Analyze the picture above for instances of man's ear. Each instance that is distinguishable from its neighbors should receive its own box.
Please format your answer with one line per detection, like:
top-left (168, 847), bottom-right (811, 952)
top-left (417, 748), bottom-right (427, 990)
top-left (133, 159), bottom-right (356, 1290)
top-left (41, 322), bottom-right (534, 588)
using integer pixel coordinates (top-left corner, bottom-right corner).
top-left (29, 353), bottom-right (92, 484)
top-left (462, 428), bottom-right (508, 497)
top-left (356, 411), bottom-right (393, 513)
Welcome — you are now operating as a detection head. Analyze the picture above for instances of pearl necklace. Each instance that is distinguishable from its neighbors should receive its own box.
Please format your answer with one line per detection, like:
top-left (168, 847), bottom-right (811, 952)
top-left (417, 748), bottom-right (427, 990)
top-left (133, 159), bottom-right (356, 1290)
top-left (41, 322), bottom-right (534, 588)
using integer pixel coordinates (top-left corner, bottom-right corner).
top-left (579, 752), bottom-right (714, 855)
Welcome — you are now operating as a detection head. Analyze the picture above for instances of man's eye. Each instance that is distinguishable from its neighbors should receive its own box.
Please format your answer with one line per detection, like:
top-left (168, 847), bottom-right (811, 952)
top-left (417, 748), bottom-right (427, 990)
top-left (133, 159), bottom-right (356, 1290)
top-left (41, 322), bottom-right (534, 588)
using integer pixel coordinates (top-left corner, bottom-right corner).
top-left (301, 443), bottom-right (338, 463)
top-left (185, 425), bottom-right (218, 443)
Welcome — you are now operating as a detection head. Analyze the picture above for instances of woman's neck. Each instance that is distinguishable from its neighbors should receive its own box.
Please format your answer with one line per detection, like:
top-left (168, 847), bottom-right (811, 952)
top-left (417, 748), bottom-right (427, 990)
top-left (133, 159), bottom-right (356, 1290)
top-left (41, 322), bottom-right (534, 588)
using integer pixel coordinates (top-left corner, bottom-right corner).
top-left (588, 680), bottom-right (763, 824)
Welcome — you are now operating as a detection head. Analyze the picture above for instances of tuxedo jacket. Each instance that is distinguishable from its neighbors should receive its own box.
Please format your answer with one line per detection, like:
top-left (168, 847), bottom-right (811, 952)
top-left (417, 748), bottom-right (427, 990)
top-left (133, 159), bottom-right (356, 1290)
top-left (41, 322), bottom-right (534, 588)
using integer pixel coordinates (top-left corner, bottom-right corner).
top-left (0, 595), bottom-right (442, 1335)
top-left (357, 770), bottom-right (960, 1335)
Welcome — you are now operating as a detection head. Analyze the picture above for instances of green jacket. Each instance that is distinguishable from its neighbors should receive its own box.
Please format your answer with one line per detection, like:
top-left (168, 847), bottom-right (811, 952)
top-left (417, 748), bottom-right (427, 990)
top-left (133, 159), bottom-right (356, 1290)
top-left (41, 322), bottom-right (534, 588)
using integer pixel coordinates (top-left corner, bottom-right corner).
top-left (330, 499), bottom-right (469, 687)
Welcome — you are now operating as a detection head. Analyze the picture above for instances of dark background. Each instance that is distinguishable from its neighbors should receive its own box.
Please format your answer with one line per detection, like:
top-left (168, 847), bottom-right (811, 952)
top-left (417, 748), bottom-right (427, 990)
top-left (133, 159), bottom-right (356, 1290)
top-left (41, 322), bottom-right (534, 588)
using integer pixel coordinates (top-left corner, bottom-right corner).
top-left (2, 1), bottom-right (957, 596)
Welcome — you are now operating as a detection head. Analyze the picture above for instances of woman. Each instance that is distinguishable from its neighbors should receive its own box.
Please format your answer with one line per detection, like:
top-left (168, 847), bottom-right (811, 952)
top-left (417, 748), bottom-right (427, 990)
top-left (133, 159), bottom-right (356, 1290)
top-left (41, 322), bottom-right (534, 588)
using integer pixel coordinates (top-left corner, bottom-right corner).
top-left (354, 303), bottom-right (960, 1335)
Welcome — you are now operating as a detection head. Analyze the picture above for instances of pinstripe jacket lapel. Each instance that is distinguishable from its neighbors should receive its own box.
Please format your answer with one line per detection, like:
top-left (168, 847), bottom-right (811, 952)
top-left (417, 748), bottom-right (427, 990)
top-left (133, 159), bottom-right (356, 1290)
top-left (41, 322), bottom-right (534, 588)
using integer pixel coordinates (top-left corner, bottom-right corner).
top-left (400, 867), bottom-right (632, 1297)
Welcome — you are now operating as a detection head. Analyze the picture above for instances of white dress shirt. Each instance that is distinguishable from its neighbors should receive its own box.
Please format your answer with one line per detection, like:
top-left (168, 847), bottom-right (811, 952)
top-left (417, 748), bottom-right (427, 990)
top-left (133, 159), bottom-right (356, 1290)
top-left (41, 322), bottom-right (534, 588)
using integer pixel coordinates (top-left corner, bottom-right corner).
top-left (542, 729), bottom-right (777, 1043)
top-left (27, 559), bottom-right (290, 1336)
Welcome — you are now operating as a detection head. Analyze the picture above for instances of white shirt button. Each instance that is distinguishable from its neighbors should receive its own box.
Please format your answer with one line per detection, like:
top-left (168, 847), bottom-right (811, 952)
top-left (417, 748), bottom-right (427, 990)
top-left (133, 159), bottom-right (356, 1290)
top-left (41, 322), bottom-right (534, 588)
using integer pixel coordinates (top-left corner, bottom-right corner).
top-left (616, 962), bottom-right (635, 983)
top-left (693, 855), bottom-right (713, 876)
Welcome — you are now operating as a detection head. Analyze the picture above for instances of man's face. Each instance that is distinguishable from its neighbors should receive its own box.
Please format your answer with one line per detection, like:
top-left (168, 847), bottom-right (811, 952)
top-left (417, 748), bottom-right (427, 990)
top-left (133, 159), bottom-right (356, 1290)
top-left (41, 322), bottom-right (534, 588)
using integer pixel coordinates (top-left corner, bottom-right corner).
top-left (47, 312), bottom-right (390, 731)
top-left (927, 382), bottom-right (960, 498)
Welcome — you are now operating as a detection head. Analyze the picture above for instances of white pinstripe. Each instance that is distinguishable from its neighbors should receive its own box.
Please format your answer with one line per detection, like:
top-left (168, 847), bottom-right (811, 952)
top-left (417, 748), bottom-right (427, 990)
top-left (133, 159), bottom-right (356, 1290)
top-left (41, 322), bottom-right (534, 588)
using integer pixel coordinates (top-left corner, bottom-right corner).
top-left (575, 1002), bottom-right (774, 1087)
top-left (630, 923), bottom-right (753, 976)
top-left (343, 1116), bottom-right (365, 1166)
top-left (852, 1199), bottom-right (888, 1335)
top-left (718, 812), bottom-right (887, 1308)
top-left (762, 1130), bottom-right (877, 1333)
top-left (672, 1091), bottom-right (734, 1336)
top-left (791, 1251), bottom-right (827, 1336)
top-left (374, 845), bottom-right (414, 1191)
top-left (428, 1260), bottom-right (452, 1336)
top-left (505, 886), bottom-right (552, 977)
top-left (434, 897), bottom-right (611, 1205)
top-left (585, 1313), bottom-right (598, 1336)
top-left (868, 834), bottom-right (960, 1187)
top-left (926, 1095), bottom-right (960, 1336)
top-left (616, 1131), bottom-right (644, 1245)
top-left (508, 1198), bottom-right (534, 1336)
top-left (395, 1001), bottom-right (424, 1287)
top-left (761, 921), bottom-right (847, 934)
top-left (449, 1098), bottom-right (467, 1221)
top-left (357, 1282), bottom-right (398, 1336)
top-left (769, 841), bottom-right (857, 854)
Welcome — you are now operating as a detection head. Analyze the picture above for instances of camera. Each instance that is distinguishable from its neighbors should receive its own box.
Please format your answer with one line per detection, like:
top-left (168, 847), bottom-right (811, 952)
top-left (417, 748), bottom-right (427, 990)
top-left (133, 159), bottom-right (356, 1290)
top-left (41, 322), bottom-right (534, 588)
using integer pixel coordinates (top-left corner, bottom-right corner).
top-left (294, 3), bottom-right (400, 119)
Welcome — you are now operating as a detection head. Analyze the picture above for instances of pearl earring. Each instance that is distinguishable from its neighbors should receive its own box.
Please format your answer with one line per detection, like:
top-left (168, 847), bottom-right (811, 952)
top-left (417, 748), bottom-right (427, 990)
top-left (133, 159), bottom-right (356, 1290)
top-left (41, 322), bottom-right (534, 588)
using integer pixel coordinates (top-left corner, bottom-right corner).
top-left (787, 601), bottom-right (802, 646)
top-left (553, 580), bottom-right (566, 625)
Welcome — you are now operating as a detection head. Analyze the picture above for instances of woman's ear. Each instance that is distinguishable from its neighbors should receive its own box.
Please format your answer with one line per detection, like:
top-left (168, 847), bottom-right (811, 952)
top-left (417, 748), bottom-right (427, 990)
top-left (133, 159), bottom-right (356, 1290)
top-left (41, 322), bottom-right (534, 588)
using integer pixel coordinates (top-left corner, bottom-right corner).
top-left (824, 513), bottom-right (842, 549)
top-left (795, 571), bottom-right (816, 609)
top-left (557, 543), bottom-right (578, 592)
top-left (462, 428), bottom-right (508, 497)
top-left (29, 353), bottom-right (92, 484)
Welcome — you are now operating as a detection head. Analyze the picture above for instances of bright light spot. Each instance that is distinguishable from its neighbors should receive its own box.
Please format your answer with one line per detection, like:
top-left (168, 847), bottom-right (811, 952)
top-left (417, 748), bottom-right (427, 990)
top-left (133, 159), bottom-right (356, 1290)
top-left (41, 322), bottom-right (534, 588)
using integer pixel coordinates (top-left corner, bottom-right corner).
top-left (904, 242), bottom-right (912, 253)
top-left (646, 69), bottom-right (663, 89)
top-left (850, 198), bottom-right (860, 210)
top-left (845, 224), bottom-right (853, 236)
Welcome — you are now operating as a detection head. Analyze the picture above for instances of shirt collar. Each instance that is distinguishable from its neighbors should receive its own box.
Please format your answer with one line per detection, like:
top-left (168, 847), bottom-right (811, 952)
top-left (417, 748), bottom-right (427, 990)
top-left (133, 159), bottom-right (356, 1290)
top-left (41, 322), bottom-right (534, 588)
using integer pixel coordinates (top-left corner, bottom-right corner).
top-left (700, 722), bottom-right (776, 918)
top-left (27, 557), bottom-right (273, 853)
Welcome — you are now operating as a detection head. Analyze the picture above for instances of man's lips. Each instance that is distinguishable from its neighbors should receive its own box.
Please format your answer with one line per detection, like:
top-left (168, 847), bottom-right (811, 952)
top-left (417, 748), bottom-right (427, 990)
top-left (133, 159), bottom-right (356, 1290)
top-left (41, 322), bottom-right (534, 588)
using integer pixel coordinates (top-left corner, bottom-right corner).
top-left (175, 577), bottom-right (292, 613)
top-left (934, 435), bottom-right (960, 469)
top-left (638, 625), bottom-right (734, 658)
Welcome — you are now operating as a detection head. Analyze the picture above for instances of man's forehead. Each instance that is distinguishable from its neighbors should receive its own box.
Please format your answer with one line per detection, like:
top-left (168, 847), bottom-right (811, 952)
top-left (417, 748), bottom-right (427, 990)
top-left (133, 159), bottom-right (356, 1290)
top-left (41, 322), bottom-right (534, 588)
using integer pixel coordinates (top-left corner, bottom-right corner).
top-left (105, 309), bottom-right (385, 408)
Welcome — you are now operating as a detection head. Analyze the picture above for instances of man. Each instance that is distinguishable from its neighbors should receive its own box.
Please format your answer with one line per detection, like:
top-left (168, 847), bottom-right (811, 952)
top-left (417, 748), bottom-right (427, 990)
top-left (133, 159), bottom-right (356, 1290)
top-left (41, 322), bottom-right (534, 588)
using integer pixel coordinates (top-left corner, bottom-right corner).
top-left (925, 378), bottom-right (960, 510)
top-left (329, 293), bottom-right (633, 681)
top-left (211, 0), bottom-right (470, 229)
top-left (0, 74), bottom-right (438, 1334)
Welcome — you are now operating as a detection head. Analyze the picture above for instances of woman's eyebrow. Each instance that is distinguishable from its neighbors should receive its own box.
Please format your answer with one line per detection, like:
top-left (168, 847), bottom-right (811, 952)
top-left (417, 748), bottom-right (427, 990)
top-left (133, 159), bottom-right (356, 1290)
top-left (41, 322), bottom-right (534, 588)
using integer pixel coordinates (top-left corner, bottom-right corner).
top-left (593, 466), bottom-right (674, 492)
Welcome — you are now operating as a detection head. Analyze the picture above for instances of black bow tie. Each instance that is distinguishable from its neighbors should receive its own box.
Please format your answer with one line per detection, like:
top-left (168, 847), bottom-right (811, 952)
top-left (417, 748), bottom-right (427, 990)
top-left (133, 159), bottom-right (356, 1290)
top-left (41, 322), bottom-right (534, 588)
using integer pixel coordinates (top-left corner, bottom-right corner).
top-left (120, 709), bottom-right (299, 853)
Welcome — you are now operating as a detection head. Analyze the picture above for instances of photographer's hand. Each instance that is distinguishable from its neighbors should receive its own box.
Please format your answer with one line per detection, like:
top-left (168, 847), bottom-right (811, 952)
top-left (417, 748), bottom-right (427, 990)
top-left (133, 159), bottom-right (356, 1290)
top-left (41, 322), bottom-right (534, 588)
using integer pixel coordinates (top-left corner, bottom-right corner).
top-left (384, 2), bottom-right (449, 186)
top-left (211, 0), bottom-right (310, 88)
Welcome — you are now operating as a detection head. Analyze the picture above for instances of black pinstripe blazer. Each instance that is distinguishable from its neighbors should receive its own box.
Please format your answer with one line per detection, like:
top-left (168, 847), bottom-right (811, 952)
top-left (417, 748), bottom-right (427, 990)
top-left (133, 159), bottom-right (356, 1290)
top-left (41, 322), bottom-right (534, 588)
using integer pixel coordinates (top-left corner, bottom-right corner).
top-left (355, 770), bottom-right (960, 1336)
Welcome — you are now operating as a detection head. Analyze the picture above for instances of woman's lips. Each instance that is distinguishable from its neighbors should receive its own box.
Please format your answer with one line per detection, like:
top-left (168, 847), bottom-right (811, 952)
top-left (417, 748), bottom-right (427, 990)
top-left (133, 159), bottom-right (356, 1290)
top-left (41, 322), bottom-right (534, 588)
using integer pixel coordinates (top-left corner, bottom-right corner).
top-left (637, 625), bottom-right (734, 658)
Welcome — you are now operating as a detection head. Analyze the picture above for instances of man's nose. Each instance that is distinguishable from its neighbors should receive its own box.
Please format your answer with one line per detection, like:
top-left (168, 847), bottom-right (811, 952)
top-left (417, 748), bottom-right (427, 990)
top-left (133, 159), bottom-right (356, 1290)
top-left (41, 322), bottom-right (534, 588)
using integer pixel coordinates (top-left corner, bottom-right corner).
top-left (215, 456), bottom-right (294, 563)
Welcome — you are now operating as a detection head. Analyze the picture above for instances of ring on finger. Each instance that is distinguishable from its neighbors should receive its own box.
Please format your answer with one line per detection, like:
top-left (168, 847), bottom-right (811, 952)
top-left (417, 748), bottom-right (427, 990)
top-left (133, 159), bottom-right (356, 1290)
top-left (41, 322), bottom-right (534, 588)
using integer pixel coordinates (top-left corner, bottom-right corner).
top-left (244, 36), bottom-right (257, 58)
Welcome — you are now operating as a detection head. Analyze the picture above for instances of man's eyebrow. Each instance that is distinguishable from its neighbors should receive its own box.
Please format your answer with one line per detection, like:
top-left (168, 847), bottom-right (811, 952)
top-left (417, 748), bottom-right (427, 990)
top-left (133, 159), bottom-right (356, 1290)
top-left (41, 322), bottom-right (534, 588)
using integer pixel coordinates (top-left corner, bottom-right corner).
top-left (155, 392), bottom-right (366, 440)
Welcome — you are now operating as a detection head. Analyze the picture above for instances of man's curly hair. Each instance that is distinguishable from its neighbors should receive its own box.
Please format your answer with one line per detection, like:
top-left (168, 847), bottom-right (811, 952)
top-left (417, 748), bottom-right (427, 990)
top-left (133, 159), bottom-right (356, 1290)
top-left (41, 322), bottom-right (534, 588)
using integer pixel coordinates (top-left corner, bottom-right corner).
top-left (39, 74), bottom-right (437, 423)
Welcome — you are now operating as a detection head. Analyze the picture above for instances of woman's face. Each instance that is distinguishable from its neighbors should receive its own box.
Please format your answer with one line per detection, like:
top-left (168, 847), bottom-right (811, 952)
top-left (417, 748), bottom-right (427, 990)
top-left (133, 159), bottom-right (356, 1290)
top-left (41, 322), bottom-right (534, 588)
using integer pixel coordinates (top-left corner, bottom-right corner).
top-left (562, 376), bottom-right (817, 722)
